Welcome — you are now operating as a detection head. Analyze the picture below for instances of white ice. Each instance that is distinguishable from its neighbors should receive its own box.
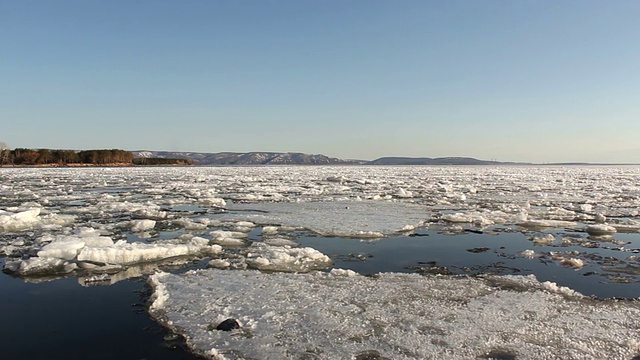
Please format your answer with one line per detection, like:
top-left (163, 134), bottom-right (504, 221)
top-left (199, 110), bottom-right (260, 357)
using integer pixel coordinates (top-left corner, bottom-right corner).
top-left (131, 219), bottom-right (156, 232)
top-left (226, 201), bottom-right (428, 238)
top-left (149, 269), bottom-right (640, 360)
top-left (37, 235), bottom-right (114, 260)
top-left (4, 257), bottom-right (78, 276)
top-left (2, 165), bottom-right (640, 278)
top-left (244, 243), bottom-right (331, 272)
top-left (77, 237), bottom-right (222, 266)
top-left (0, 208), bottom-right (75, 232)
top-left (586, 224), bottom-right (618, 236)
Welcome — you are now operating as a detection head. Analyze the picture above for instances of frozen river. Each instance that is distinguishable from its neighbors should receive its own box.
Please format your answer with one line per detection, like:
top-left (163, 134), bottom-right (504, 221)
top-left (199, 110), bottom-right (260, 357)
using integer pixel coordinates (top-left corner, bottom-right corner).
top-left (1, 165), bottom-right (640, 359)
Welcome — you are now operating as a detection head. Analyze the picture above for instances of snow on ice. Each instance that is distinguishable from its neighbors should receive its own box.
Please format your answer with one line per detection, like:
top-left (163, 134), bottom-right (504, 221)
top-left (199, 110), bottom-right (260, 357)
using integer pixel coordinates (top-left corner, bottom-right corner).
top-left (2, 165), bottom-right (640, 278)
top-left (225, 201), bottom-right (428, 238)
top-left (2, 165), bottom-right (640, 357)
top-left (149, 269), bottom-right (640, 360)
top-left (76, 237), bottom-right (222, 266)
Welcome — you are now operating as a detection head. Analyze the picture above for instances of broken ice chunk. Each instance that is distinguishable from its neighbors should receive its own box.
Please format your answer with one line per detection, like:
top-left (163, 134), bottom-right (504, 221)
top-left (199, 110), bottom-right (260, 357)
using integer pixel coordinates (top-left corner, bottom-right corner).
top-left (3, 257), bottom-right (78, 276)
top-left (532, 234), bottom-right (556, 246)
top-left (131, 219), bottom-right (156, 232)
top-left (77, 237), bottom-right (221, 266)
top-left (245, 243), bottom-right (331, 272)
top-left (0, 208), bottom-right (41, 231)
top-left (586, 224), bottom-right (617, 236)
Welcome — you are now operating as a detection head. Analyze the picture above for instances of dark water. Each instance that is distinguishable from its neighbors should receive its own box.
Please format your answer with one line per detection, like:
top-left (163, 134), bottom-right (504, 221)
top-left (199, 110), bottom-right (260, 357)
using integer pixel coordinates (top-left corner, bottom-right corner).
top-left (2, 227), bottom-right (640, 359)
top-left (299, 228), bottom-right (640, 299)
top-left (0, 258), bottom-right (197, 360)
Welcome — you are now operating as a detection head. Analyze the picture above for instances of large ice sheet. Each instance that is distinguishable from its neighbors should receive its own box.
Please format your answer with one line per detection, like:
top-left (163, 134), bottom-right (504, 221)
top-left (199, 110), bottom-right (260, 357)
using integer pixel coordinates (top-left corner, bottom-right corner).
top-left (149, 270), bottom-right (640, 360)
top-left (226, 201), bottom-right (428, 237)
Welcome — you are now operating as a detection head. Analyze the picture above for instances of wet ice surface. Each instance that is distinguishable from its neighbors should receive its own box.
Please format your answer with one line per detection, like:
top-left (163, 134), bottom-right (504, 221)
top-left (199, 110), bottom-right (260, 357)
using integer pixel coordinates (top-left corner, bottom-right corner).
top-left (149, 269), bottom-right (640, 360)
top-left (225, 201), bottom-right (427, 237)
top-left (2, 166), bottom-right (640, 358)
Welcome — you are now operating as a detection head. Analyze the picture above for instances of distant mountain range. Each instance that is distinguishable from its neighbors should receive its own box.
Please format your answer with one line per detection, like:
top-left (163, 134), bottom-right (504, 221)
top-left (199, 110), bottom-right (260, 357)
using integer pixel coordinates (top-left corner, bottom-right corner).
top-left (133, 151), bottom-right (364, 165)
top-left (133, 151), bottom-right (527, 166)
top-left (368, 157), bottom-right (519, 165)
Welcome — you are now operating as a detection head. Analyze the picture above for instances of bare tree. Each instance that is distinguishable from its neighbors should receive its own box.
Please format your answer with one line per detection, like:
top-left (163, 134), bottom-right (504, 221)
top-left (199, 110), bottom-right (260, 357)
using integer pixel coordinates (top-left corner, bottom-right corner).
top-left (0, 141), bottom-right (8, 165)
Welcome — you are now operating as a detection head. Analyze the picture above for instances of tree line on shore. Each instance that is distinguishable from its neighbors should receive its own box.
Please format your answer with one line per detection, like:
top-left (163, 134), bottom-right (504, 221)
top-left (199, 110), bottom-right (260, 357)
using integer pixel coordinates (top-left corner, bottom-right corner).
top-left (0, 146), bottom-right (194, 166)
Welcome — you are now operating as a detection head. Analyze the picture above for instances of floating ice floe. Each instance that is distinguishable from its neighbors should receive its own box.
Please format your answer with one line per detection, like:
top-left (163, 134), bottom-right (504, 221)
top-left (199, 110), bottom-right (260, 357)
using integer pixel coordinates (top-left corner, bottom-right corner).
top-left (173, 218), bottom-right (209, 231)
top-left (3, 235), bottom-right (222, 276)
top-left (244, 243), bottom-right (331, 272)
top-left (263, 237), bottom-right (299, 247)
top-left (532, 234), bottom-right (556, 246)
top-left (149, 270), bottom-right (640, 360)
top-left (210, 230), bottom-right (248, 239)
top-left (131, 219), bottom-right (156, 232)
top-left (200, 197), bottom-right (226, 207)
top-left (519, 219), bottom-right (577, 229)
top-left (209, 230), bottom-right (248, 247)
top-left (0, 208), bottom-right (75, 232)
top-left (261, 226), bottom-right (279, 235)
top-left (520, 249), bottom-right (536, 259)
top-left (441, 212), bottom-right (495, 226)
top-left (586, 224), bottom-right (618, 236)
top-left (4, 257), bottom-right (78, 276)
top-left (77, 237), bottom-right (222, 266)
top-left (226, 201), bottom-right (428, 238)
top-left (37, 235), bottom-right (114, 260)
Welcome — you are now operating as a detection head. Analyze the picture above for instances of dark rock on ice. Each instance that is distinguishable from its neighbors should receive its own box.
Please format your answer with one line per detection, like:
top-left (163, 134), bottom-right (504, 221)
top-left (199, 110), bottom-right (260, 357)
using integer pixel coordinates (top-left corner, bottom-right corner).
top-left (214, 318), bottom-right (241, 331)
top-left (477, 348), bottom-right (517, 359)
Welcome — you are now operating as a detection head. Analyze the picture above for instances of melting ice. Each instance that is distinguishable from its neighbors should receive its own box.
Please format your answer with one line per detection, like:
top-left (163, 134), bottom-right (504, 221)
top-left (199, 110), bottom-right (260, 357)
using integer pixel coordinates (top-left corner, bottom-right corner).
top-left (149, 269), bottom-right (640, 360)
top-left (2, 165), bottom-right (640, 358)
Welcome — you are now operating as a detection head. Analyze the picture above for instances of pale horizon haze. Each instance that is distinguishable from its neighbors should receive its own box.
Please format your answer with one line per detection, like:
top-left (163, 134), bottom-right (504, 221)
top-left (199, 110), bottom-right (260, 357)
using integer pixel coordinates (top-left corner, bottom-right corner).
top-left (2, 1), bottom-right (639, 163)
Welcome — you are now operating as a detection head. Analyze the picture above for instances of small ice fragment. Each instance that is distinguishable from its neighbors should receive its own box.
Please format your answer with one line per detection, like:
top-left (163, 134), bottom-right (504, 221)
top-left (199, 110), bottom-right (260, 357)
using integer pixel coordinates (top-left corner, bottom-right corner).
top-left (210, 230), bottom-right (248, 239)
top-left (201, 198), bottom-right (226, 207)
top-left (579, 204), bottom-right (593, 212)
top-left (540, 281), bottom-right (582, 296)
top-left (395, 188), bottom-right (413, 198)
top-left (532, 234), bottom-right (555, 246)
top-left (174, 218), bottom-right (208, 230)
top-left (520, 250), bottom-right (536, 259)
top-left (3, 257), bottom-right (78, 276)
top-left (212, 237), bottom-right (246, 247)
top-left (262, 226), bottom-right (279, 235)
top-left (263, 238), bottom-right (299, 247)
top-left (586, 224), bottom-right (617, 236)
top-left (208, 259), bottom-right (231, 269)
top-left (329, 268), bottom-right (358, 277)
top-left (131, 219), bottom-right (156, 232)
top-left (245, 243), bottom-right (331, 273)
top-left (0, 208), bottom-right (41, 231)
top-left (560, 258), bottom-right (584, 269)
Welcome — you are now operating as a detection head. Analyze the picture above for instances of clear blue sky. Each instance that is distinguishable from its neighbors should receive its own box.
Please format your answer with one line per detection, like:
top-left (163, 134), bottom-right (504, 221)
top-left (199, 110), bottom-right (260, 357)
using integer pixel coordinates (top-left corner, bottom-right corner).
top-left (2, 1), bottom-right (639, 163)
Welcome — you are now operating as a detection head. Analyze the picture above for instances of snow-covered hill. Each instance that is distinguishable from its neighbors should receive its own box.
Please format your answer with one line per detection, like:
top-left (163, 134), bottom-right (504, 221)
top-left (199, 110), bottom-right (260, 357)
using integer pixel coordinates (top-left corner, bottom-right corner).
top-left (132, 151), bottom-right (365, 165)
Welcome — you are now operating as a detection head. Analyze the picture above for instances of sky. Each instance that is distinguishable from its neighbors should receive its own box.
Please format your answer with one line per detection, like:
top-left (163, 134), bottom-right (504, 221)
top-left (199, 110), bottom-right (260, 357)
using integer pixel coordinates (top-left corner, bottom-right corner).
top-left (1, 1), bottom-right (639, 163)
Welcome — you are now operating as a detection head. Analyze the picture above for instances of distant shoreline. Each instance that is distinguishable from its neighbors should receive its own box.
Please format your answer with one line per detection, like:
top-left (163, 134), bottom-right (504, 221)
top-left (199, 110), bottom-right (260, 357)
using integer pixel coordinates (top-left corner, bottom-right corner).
top-left (2, 163), bottom-right (638, 169)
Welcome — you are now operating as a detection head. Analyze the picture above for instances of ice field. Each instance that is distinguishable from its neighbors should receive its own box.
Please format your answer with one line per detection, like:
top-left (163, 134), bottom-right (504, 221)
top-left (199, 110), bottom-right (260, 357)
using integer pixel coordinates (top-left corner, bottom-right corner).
top-left (1, 165), bottom-right (640, 359)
